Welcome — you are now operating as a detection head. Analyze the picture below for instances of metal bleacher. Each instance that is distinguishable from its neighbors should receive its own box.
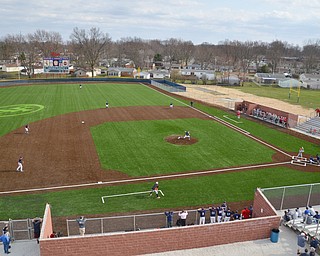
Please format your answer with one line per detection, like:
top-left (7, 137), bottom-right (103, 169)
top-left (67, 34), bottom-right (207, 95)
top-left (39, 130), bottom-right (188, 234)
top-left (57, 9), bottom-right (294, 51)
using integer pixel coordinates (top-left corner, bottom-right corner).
top-left (284, 215), bottom-right (320, 240)
top-left (293, 116), bottom-right (320, 138)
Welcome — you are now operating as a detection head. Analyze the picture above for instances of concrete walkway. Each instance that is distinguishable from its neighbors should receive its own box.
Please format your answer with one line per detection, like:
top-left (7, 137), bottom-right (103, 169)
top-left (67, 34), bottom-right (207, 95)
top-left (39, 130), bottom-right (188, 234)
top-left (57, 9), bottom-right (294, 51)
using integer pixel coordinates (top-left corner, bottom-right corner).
top-left (143, 224), bottom-right (318, 256)
top-left (2, 239), bottom-right (40, 256)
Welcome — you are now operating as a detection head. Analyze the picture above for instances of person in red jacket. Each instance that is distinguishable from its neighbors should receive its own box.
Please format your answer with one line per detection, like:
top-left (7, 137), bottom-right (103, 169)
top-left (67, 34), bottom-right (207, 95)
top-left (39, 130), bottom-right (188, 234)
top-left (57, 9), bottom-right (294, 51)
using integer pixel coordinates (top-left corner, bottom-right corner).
top-left (241, 207), bottom-right (251, 219)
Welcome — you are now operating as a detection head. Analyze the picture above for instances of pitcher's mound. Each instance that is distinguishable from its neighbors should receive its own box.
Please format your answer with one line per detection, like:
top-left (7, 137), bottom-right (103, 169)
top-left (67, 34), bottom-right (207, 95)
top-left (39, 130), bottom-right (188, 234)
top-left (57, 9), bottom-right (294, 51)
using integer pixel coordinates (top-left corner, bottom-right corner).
top-left (165, 135), bottom-right (198, 145)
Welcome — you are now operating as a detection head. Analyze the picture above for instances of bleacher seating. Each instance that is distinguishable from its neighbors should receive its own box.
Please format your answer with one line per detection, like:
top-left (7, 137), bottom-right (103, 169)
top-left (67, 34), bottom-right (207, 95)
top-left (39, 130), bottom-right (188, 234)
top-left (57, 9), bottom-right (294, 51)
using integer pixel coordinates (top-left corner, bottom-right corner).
top-left (294, 116), bottom-right (320, 138)
top-left (284, 215), bottom-right (320, 240)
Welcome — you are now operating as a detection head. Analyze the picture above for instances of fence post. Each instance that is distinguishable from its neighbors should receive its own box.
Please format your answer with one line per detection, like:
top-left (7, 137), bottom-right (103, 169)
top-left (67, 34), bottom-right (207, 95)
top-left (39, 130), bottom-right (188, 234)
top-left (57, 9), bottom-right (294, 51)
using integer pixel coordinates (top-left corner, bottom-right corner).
top-left (133, 215), bottom-right (136, 231)
top-left (306, 184), bottom-right (313, 207)
top-left (280, 187), bottom-right (286, 210)
top-left (101, 218), bottom-right (103, 234)
top-left (66, 219), bottom-right (70, 237)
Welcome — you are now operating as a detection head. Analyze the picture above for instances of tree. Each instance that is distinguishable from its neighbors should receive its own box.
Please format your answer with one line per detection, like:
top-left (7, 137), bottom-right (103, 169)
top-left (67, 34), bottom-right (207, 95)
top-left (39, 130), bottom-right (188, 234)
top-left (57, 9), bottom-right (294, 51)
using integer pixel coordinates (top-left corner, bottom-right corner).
top-left (70, 27), bottom-right (111, 77)
top-left (302, 40), bottom-right (320, 73)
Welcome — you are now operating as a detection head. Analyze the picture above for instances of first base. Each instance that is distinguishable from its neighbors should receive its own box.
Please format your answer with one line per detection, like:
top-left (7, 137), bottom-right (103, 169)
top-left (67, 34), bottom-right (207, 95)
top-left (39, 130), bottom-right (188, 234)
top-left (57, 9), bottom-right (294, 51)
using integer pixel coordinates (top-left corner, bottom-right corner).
top-left (97, 181), bottom-right (103, 184)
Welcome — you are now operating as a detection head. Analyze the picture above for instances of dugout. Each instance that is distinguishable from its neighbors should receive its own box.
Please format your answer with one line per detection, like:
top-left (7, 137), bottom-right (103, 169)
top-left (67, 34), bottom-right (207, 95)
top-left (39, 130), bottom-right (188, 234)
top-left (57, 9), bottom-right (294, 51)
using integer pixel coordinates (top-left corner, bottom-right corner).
top-left (235, 101), bottom-right (298, 128)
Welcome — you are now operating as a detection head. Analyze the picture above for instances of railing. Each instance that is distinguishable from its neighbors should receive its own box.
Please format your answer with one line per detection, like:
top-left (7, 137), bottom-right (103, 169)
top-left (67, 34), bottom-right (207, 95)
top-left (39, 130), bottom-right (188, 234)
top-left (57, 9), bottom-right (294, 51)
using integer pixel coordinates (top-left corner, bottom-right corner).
top-left (66, 209), bottom-right (209, 236)
top-left (0, 219), bottom-right (34, 241)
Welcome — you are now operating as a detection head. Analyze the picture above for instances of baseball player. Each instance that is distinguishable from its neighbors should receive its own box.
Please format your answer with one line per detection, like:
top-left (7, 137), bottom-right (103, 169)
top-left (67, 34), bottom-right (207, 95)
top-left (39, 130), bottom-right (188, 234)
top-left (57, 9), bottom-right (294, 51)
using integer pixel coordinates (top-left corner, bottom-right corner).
top-left (297, 147), bottom-right (304, 158)
top-left (170, 103), bottom-right (173, 109)
top-left (183, 131), bottom-right (191, 140)
top-left (105, 100), bottom-right (109, 108)
top-left (79, 84), bottom-right (82, 89)
top-left (16, 156), bottom-right (23, 172)
top-left (24, 124), bottom-right (29, 134)
top-left (149, 182), bottom-right (160, 198)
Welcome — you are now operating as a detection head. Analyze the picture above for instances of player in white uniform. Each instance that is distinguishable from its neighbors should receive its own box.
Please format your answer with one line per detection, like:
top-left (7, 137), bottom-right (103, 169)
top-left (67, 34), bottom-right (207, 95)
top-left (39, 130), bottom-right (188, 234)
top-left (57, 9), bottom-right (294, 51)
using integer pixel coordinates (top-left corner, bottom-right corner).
top-left (24, 124), bottom-right (29, 134)
top-left (16, 156), bottom-right (23, 172)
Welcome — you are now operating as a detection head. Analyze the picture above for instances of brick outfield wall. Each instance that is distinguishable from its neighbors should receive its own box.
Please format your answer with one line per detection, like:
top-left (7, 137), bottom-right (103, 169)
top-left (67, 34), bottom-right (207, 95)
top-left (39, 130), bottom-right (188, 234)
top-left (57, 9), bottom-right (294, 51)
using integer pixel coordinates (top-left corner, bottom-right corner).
top-left (39, 189), bottom-right (281, 256)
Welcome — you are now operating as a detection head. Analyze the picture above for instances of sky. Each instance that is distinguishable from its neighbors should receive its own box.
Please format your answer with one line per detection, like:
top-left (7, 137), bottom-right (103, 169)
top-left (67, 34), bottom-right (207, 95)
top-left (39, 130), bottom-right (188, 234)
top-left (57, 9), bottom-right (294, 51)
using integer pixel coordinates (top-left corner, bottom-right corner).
top-left (1, 0), bottom-right (320, 46)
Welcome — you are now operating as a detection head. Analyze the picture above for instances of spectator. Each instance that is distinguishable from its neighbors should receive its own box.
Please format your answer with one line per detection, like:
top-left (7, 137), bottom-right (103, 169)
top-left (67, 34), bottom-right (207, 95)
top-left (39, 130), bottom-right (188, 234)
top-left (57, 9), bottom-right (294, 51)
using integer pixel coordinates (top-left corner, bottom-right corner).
top-left (248, 205), bottom-right (253, 217)
top-left (313, 211), bottom-right (320, 223)
top-left (164, 211), bottom-right (174, 228)
top-left (309, 206), bottom-right (316, 216)
top-left (282, 210), bottom-right (291, 224)
top-left (76, 216), bottom-right (86, 236)
top-left (0, 232), bottom-right (11, 254)
top-left (2, 224), bottom-right (8, 234)
top-left (297, 232), bottom-right (308, 255)
top-left (299, 248), bottom-right (309, 256)
top-left (209, 207), bottom-right (217, 223)
top-left (32, 217), bottom-right (42, 243)
top-left (241, 207), bottom-right (251, 219)
top-left (310, 236), bottom-right (319, 252)
top-left (198, 208), bottom-right (206, 225)
top-left (296, 207), bottom-right (303, 218)
top-left (178, 210), bottom-right (188, 226)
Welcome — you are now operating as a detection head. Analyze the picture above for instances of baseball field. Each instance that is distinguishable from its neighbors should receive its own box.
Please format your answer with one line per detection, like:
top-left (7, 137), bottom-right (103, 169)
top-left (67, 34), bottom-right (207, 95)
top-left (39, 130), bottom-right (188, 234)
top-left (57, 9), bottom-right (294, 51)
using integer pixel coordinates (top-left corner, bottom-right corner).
top-left (0, 82), bottom-right (319, 224)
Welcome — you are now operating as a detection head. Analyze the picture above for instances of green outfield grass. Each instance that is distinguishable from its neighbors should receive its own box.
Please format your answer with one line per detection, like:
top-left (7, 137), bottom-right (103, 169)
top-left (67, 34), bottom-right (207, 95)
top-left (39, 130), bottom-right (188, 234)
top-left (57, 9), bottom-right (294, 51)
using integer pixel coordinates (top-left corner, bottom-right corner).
top-left (92, 118), bottom-right (274, 176)
top-left (0, 167), bottom-right (320, 219)
top-left (1, 82), bottom-right (319, 220)
top-left (0, 83), bottom-right (184, 136)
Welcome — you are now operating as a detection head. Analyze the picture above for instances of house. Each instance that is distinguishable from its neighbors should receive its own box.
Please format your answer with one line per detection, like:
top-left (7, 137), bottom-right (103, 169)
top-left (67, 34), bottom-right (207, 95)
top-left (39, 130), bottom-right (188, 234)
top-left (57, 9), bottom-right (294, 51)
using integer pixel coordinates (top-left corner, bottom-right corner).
top-left (134, 71), bottom-right (150, 79)
top-left (2, 63), bottom-right (22, 72)
top-left (180, 69), bottom-right (215, 80)
top-left (107, 67), bottom-right (136, 77)
top-left (254, 73), bottom-right (286, 84)
top-left (150, 70), bottom-right (170, 79)
top-left (20, 66), bottom-right (44, 76)
top-left (74, 68), bottom-right (90, 77)
top-left (300, 74), bottom-right (320, 90)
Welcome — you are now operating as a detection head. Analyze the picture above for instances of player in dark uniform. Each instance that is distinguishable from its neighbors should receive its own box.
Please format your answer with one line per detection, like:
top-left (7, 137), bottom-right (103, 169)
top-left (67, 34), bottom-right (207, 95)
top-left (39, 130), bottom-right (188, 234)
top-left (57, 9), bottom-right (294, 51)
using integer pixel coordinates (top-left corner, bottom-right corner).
top-left (209, 207), bottom-right (217, 223)
top-left (149, 182), bottom-right (160, 198)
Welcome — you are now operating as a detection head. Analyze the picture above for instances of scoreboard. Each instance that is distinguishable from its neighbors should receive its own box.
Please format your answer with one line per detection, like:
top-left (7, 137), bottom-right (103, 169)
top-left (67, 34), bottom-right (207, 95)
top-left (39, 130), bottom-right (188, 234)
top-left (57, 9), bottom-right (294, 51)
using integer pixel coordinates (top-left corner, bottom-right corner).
top-left (43, 57), bottom-right (69, 73)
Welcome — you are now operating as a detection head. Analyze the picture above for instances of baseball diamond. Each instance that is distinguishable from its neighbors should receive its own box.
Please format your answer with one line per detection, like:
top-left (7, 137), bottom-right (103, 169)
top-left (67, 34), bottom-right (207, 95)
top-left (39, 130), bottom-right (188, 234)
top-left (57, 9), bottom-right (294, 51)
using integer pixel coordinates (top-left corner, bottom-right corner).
top-left (0, 82), bottom-right (319, 236)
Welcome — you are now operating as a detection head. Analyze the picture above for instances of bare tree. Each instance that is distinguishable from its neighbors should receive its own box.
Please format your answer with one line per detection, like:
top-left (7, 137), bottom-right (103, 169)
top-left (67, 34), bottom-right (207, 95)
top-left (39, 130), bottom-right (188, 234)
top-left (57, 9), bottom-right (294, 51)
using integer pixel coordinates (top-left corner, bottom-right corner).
top-left (266, 40), bottom-right (286, 73)
top-left (302, 40), bottom-right (320, 73)
top-left (32, 30), bottom-right (63, 58)
top-left (70, 27), bottom-right (111, 77)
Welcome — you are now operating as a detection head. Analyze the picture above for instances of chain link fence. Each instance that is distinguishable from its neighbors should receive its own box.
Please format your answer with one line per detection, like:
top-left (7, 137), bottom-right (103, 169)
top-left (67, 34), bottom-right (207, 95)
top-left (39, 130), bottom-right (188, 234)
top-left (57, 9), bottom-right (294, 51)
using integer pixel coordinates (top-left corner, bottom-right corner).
top-left (261, 183), bottom-right (320, 210)
top-left (66, 209), bottom-right (200, 236)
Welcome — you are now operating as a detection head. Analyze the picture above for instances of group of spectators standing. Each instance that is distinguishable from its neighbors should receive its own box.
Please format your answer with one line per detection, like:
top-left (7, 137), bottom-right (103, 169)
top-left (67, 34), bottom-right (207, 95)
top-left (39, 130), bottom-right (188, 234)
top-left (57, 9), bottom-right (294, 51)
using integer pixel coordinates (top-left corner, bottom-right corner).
top-left (252, 108), bottom-right (288, 127)
top-left (164, 202), bottom-right (253, 227)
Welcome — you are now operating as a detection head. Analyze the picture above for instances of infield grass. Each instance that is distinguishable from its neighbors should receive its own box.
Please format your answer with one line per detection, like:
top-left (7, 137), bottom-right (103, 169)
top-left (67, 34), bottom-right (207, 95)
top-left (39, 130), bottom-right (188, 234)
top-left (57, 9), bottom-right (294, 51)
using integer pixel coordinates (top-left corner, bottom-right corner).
top-left (92, 118), bottom-right (275, 176)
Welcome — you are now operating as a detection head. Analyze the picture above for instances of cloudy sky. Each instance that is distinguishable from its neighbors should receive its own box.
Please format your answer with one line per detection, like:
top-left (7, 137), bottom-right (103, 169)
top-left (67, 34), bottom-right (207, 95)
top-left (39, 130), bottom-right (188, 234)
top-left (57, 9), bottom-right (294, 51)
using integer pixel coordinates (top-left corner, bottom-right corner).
top-left (1, 0), bottom-right (320, 46)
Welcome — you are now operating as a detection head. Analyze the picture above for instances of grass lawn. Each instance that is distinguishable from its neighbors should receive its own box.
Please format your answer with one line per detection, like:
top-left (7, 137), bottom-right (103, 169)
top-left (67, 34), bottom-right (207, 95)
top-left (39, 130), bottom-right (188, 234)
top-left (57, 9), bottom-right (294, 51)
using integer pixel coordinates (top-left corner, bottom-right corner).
top-left (0, 167), bottom-right (319, 219)
top-left (236, 83), bottom-right (320, 110)
top-left (92, 118), bottom-right (275, 176)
